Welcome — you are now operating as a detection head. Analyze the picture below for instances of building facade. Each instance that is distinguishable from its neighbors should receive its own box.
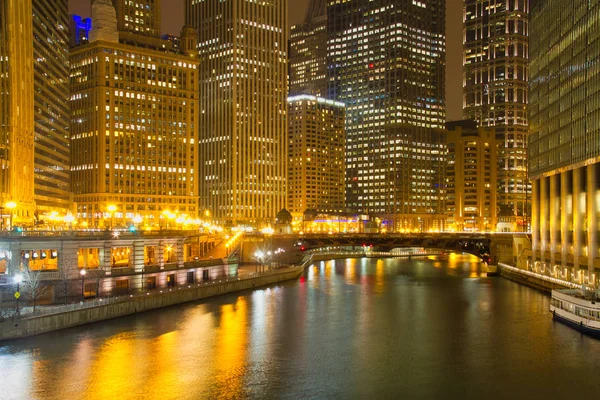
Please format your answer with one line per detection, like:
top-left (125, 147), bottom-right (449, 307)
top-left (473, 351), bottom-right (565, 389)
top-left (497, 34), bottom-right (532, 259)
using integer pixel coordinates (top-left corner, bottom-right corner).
top-left (33, 0), bottom-right (72, 216)
top-left (70, 0), bottom-right (200, 228)
top-left (328, 0), bottom-right (447, 232)
top-left (113, 0), bottom-right (161, 37)
top-left (0, 0), bottom-right (36, 226)
top-left (186, 0), bottom-right (288, 227)
top-left (529, 0), bottom-right (600, 274)
top-left (463, 0), bottom-right (529, 231)
top-left (289, 0), bottom-right (328, 97)
top-left (445, 120), bottom-right (497, 232)
top-left (288, 95), bottom-right (345, 217)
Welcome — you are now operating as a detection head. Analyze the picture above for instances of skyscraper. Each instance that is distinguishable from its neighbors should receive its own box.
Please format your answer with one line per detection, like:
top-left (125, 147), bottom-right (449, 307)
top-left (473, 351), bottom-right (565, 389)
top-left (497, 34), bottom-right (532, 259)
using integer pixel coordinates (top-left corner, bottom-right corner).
top-left (32, 0), bottom-right (71, 216)
top-left (463, 0), bottom-right (529, 231)
top-left (70, 0), bottom-right (200, 228)
top-left (186, 0), bottom-right (288, 227)
top-left (328, 0), bottom-right (447, 232)
top-left (288, 95), bottom-right (345, 217)
top-left (113, 0), bottom-right (161, 37)
top-left (289, 0), bottom-right (328, 97)
top-left (445, 120), bottom-right (497, 232)
top-left (529, 0), bottom-right (600, 273)
top-left (0, 0), bottom-right (36, 225)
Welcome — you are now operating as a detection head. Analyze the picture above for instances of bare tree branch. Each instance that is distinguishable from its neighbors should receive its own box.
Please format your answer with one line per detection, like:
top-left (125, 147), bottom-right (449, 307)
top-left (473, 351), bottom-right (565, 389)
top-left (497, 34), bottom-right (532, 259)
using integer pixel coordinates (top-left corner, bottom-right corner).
top-left (21, 268), bottom-right (48, 313)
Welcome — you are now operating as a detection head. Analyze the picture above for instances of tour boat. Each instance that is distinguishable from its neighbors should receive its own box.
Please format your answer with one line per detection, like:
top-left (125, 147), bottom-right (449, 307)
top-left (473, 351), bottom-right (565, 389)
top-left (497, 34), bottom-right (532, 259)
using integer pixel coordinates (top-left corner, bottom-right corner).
top-left (550, 288), bottom-right (600, 338)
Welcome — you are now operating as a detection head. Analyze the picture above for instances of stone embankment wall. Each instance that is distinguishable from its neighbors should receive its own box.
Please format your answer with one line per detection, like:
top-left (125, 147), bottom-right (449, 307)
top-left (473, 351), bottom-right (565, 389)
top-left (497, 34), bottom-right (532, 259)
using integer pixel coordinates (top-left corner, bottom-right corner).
top-left (0, 267), bottom-right (302, 341)
top-left (499, 264), bottom-right (571, 293)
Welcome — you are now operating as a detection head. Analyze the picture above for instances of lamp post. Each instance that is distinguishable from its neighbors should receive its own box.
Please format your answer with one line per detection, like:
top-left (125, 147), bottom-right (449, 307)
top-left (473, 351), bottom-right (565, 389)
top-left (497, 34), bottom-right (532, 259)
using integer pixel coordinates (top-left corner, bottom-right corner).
top-left (132, 214), bottom-right (143, 232)
top-left (107, 204), bottom-right (117, 229)
top-left (5, 201), bottom-right (16, 230)
top-left (14, 273), bottom-right (22, 316)
top-left (64, 213), bottom-right (75, 231)
top-left (254, 250), bottom-right (263, 273)
top-left (80, 269), bottom-right (86, 302)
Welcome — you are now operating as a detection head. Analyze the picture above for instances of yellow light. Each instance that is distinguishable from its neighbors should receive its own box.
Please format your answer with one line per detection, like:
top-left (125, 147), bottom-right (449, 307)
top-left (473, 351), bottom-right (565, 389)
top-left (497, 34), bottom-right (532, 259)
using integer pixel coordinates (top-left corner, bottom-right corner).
top-left (5, 201), bottom-right (16, 210)
top-left (107, 204), bottom-right (117, 212)
top-left (261, 227), bottom-right (274, 235)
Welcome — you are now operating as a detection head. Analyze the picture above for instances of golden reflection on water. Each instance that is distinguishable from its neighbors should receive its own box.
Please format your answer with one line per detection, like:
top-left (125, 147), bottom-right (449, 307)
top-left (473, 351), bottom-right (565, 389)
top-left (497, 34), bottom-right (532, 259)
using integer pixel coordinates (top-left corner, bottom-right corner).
top-left (85, 333), bottom-right (140, 400)
top-left (213, 297), bottom-right (248, 399)
top-left (374, 259), bottom-right (385, 294)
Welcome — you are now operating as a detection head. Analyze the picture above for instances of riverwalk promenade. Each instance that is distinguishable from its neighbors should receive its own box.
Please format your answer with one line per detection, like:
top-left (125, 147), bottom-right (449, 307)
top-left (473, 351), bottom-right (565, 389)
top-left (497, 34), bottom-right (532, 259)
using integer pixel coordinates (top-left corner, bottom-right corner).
top-left (0, 257), bottom-right (312, 341)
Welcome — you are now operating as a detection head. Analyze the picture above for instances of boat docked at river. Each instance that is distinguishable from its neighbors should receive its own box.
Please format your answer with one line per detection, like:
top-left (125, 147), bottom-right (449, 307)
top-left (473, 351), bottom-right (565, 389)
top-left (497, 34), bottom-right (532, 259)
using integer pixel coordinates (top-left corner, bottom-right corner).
top-left (550, 289), bottom-right (600, 338)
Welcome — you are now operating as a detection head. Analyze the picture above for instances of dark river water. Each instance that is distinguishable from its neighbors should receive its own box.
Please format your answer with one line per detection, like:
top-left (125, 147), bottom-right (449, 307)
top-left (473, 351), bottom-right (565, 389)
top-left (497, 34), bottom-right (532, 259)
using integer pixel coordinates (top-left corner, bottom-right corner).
top-left (2, 254), bottom-right (600, 399)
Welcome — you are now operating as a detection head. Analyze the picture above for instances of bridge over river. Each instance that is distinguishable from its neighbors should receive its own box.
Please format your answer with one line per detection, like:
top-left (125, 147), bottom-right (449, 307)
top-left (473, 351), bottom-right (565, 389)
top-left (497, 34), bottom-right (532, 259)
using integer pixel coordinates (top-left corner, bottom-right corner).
top-left (242, 232), bottom-right (528, 267)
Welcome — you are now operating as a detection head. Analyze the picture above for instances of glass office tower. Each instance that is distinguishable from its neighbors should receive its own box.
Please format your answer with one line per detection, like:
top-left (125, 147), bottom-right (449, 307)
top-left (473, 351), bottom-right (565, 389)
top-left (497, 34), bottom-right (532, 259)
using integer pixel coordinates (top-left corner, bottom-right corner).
top-left (328, 0), bottom-right (447, 232)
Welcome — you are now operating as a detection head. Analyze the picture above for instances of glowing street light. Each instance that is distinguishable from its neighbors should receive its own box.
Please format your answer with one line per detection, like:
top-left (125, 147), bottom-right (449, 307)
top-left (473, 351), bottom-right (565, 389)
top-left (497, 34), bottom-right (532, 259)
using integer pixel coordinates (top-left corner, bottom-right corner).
top-left (5, 201), bottom-right (16, 230)
top-left (107, 204), bottom-right (117, 229)
top-left (80, 269), bottom-right (87, 302)
top-left (64, 213), bottom-right (75, 230)
top-left (14, 273), bottom-right (22, 315)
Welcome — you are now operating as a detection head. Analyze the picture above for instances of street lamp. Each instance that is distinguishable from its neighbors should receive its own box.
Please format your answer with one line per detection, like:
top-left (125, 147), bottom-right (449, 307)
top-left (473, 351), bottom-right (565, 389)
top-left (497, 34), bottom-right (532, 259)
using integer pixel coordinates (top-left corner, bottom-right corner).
top-left (80, 269), bottom-right (87, 302)
top-left (64, 213), bottom-right (75, 231)
top-left (5, 201), bottom-right (16, 230)
top-left (254, 250), bottom-right (264, 273)
top-left (107, 204), bottom-right (117, 229)
top-left (14, 273), bottom-right (22, 316)
top-left (132, 214), bottom-right (143, 231)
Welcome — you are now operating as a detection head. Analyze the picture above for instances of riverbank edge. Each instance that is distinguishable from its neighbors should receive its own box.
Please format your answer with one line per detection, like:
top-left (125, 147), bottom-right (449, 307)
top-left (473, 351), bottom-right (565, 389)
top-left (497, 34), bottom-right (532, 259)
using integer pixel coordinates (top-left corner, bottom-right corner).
top-left (0, 266), bottom-right (305, 341)
top-left (498, 263), bottom-right (571, 293)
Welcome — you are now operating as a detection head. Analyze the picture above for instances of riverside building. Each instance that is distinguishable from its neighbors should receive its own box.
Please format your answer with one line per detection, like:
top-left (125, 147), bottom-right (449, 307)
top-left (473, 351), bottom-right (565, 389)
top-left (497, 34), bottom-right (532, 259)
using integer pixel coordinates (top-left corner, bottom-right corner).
top-left (528, 0), bottom-right (600, 274)
top-left (328, 0), bottom-right (447, 232)
top-left (186, 0), bottom-right (288, 227)
top-left (289, 0), bottom-right (328, 97)
top-left (70, 0), bottom-right (199, 228)
top-left (0, 0), bottom-right (36, 225)
top-left (0, 0), bottom-right (72, 227)
top-left (33, 0), bottom-right (72, 216)
top-left (287, 95), bottom-right (346, 218)
top-left (445, 120), bottom-right (497, 232)
top-left (463, 0), bottom-right (529, 231)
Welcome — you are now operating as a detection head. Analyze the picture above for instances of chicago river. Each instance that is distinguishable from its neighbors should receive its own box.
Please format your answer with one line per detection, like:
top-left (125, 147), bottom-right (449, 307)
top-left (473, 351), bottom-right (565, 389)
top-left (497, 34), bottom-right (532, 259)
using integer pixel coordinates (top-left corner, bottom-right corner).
top-left (2, 254), bottom-right (600, 399)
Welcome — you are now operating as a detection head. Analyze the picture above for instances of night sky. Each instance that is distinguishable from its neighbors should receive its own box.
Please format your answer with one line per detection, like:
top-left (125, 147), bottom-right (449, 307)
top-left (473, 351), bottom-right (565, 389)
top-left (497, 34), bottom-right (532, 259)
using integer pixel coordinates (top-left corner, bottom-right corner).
top-left (68, 0), bottom-right (462, 121)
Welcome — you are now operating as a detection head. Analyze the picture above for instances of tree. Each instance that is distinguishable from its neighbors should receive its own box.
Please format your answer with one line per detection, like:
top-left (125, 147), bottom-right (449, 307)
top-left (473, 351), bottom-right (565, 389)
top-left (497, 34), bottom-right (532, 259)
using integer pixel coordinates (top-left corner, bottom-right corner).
top-left (57, 260), bottom-right (75, 304)
top-left (21, 268), bottom-right (48, 313)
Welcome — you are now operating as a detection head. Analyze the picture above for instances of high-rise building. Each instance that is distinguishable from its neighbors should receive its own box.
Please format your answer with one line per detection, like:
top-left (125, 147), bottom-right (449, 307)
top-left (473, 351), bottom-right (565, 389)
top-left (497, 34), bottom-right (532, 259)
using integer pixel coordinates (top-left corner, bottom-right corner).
top-left (528, 0), bottom-right (600, 273)
top-left (289, 0), bottom-right (328, 97)
top-left (328, 0), bottom-right (447, 232)
top-left (186, 0), bottom-right (288, 227)
top-left (0, 0), bottom-right (36, 226)
top-left (70, 0), bottom-right (200, 228)
top-left (111, 0), bottom-right (175, 51)
top-left (288, 95), bottom-right (345, 217)
top-left (33, 0), bottom-right (72, 216)
top-left (113, 0), bottom-right (161, 37)
top-left (445, 120), bottom-right (497, 232)
top-left (463, 0), bottom-right (529, 231)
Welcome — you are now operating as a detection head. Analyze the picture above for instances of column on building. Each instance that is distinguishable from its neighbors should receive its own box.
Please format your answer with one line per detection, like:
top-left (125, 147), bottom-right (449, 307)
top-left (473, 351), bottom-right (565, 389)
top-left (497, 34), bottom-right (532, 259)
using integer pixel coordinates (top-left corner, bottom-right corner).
top-left (560, 171), bottom-right (570, 267)
top-left (133, 240), bottom-right (144, 273)
top-left (158, 240), bottom-right (165, 268)
top-left (177, 239), bottom-right (185, 268)
top-left (531, 178), bottom-right (539, 265)
top-left (549, 174), bottom-right (559, 266)
top-left (540, 176), bottom-right (549, 263)
top-left (587, 164), bottom-right (598, 272)
top-left (103, 242), bottom-right (113, 273)
top-left (573, 167), bottom-right (584, 270)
